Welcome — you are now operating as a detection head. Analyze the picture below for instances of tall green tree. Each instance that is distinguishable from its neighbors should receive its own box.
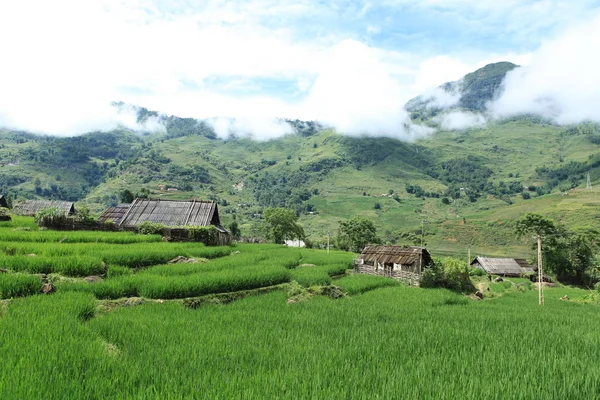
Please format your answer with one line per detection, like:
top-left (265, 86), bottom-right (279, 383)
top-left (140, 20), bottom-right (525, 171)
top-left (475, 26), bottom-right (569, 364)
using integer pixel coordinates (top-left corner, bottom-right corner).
top-left (337, 217), bottom-right (380, 252)
top-left (263, 208), bottom-right (305, 244)
top-left (515, 213), bottom-right (599, 286)
top-left (119, 189), bottom-right (134, 204)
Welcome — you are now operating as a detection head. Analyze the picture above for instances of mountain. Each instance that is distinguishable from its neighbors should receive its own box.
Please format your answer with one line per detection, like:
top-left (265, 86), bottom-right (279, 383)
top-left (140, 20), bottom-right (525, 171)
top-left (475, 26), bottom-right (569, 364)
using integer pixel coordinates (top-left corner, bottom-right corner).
top-left (2, 62), bottom-right (600, 257)
top-left (405, 61), bottom-right (518, 115)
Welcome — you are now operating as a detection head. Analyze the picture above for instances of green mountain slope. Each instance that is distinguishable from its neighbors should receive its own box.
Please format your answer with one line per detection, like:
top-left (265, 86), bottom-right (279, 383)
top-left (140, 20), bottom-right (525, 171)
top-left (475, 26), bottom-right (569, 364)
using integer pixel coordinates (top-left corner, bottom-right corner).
top-left (2, 63), bottom-right (600, 258)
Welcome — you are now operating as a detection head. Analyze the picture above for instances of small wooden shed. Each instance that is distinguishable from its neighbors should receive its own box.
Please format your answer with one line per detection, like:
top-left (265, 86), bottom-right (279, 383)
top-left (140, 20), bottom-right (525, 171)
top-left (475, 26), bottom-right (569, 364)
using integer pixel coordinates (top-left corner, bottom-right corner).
top-left (470, 257), bottom-right (534, 277)
top-left (355, 245), bottom-right (432, 286)
top-left (11, 200), bottom-right (76, 217)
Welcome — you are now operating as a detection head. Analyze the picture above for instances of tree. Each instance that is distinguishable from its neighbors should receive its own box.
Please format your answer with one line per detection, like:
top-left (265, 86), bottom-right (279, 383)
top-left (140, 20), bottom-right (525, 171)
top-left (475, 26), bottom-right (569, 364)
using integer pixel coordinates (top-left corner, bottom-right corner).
top-left (229, 216), bottom-right (241, 240)
top-left (515, 213), bottom-right (599, 286)
top-left (119, 189), bottom-right (134, 203)
top-left (515, 213), bottom-right (558, 239)
top-left (337, 217), bottom-right (380, 252)
top-left (263, 208), bottom-right (305, 244)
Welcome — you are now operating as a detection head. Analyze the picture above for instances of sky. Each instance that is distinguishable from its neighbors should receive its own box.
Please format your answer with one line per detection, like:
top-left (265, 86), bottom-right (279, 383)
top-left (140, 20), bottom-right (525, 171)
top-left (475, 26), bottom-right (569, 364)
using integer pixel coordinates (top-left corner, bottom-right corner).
top-left (0, 0), bottom-right (599, 139)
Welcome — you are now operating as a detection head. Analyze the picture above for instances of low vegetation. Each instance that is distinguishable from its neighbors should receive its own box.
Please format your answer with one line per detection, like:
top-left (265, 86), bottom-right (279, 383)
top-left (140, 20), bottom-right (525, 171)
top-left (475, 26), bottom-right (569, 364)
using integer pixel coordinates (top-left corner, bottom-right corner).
top-left (0, 217), bottom-right (598, 399)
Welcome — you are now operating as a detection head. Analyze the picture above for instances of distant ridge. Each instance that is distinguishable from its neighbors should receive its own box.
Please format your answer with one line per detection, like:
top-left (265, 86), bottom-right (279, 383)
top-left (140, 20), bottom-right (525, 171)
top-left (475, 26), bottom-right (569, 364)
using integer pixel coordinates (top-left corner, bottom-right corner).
top-left (405, 61), bottom-right (518, 114)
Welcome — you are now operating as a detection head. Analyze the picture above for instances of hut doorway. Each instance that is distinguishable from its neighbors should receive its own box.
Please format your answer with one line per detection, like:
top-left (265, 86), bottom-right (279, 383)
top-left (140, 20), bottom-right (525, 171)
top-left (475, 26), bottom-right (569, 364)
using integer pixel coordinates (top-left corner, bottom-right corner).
top-left (384, 264), bottom-right (393, 277)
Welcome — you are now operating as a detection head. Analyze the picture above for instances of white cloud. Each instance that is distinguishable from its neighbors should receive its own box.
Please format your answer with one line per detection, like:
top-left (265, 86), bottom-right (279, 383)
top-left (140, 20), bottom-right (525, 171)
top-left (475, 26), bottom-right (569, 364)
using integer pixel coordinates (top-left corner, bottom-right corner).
top-left (208, 117), bottom-right (293, 140)
top-left (490, 13), bottom-right (600, 124)
top-left (0, 0), bottom-right (598, 139)
top-left (435, 111), bottom-right (486, 131)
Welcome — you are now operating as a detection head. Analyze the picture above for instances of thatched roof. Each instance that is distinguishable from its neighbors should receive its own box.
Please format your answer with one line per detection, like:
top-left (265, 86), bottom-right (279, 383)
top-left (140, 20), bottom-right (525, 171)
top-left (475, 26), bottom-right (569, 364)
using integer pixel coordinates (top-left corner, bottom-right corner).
top-left (118, 198), bottom-right (224, 229)
top-left (359, 245), bottom-right (432, 266)
top-left (97, 204), bottom-right (130, 225)
top-left (471, 257), bottom-right (534, 276)
top-left (12, 200), bottom-right (75, 217)
top-left (0, 195), bottom-right (7, 209)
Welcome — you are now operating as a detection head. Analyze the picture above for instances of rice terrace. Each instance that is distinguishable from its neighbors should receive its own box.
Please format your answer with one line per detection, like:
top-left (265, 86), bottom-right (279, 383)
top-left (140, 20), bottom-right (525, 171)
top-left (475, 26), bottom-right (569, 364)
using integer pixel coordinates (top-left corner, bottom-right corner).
top-left (4, 1), bottom-right (600, 398)
top-left (0, 214), bottom-right (599, 399)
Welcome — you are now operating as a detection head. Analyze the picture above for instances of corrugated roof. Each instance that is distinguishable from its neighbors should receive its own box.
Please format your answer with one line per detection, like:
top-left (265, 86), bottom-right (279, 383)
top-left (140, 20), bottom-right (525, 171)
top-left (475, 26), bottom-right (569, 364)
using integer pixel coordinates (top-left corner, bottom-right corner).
top-left (515, 259), bottom-right (536, 272)
top-left (118, 199), bottom-right (221, 228)
top-left (359, 245), bottom-right (431, 266)
top-left (12, 200), bottom-right (75, 216)
top-left (98, 204), bottom-right (130, 224)
top-left (471, 257), bottom-right (534, 275)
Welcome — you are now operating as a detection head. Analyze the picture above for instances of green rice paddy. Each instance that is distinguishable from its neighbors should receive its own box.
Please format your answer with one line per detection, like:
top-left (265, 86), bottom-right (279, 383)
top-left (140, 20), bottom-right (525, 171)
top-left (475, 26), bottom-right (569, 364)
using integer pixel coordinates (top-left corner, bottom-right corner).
top-left (0, 218), bottom-right (598, 399)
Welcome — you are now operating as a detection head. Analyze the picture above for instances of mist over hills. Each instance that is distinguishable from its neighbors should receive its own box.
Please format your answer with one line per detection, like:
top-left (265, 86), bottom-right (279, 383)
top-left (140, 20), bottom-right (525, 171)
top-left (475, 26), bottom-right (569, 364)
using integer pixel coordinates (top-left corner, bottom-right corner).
top-left (406, 62), bottom-right (519, 115)
top-left (2, 62), bottom-right (600, 255)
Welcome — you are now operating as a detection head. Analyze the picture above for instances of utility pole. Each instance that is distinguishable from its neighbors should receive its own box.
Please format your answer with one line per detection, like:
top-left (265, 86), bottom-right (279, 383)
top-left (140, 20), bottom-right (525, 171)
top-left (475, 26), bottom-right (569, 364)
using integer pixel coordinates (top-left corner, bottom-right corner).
top-left (327, 231), bottom-right (330, 254)
top-left (421, 219), bottom-right (424, 248)
top-left (467, 248), bottom-right (471, 269)
top-left (537, 235), bottom-right (544, 305)
top-left (587, 172), bottom-right (592, 189)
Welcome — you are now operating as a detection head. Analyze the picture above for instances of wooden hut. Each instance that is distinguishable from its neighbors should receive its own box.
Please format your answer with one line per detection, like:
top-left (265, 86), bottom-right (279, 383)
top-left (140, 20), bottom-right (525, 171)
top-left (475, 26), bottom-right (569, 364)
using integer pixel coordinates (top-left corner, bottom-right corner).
top-left (470, 257), bottom-right (534, 277)
top-left (355, 245), bottom-right (432, 286)
top-left (117, 198), bottom-right (230, 244)
top-left (0, 195), bottom-right (8, 209)
top-left (97, 204), bottom-right (130, 225)
top-left (11, 200), bottom-right (76, 217)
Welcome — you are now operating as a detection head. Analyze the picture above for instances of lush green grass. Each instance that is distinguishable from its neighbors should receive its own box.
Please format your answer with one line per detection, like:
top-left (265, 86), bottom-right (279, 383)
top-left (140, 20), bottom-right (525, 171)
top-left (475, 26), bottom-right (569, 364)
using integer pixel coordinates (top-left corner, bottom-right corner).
top-left (1, 285), bottom-right (598, 399)
top-left (290, 266), bottom-right (332, 287)
top-left (0, 225), bottom-right (163, 243)
top-left (1, 212), bottom-right (599, 398)
top-left (336, 274), bottom-right (401, 295)
top-left (0, 273), bottom-right (42, 299)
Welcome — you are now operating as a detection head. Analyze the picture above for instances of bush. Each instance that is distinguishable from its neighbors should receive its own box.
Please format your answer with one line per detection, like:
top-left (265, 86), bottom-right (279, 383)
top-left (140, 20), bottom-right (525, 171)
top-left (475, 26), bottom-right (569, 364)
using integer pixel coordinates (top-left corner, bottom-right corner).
top-left (137, 221), bottom-right (165, 235)
top-left (188, 226), bottom-right (218, 244)
top-left (76, 205), bottom-right (97, 225)
top-left (469, 267), bottom-right (486, 277)
top-left (421, 257), bottom-right (475, 293)
top-left (34, 207), bottom-right (68, 228)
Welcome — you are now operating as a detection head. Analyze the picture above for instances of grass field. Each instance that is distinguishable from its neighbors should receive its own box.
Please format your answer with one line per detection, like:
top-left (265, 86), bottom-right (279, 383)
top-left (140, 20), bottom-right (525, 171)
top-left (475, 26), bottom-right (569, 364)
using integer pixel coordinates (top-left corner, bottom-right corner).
top-left (0, 218), bottom-right (599, 399)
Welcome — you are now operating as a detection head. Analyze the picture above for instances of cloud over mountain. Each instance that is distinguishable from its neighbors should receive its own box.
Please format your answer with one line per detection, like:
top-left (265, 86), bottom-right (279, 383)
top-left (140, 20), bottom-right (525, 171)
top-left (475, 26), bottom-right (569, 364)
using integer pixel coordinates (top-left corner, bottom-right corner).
top-left (0, 1), bottom-right (598, 139)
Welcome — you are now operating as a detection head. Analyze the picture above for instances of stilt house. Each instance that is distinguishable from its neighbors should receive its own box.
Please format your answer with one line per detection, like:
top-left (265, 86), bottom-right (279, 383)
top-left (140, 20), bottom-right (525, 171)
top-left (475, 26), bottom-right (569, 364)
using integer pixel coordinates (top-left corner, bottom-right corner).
top-left (355, 245), bottom-right (433, 286)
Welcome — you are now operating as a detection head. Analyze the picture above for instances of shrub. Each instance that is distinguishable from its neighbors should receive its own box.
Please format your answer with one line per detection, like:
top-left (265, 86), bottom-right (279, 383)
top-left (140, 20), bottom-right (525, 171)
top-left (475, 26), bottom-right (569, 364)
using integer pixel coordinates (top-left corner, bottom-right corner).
top-left (75, 206), bottom-right (97, 225)
top-left (136, 221), bottom-right (165, 235)
top-left (421, 257), bottom-right (475, 293)
top-left (188, 226), bottom-right (218, 244)
top-left (34, 207), bottom-right (68, 228)
top-left (469, 267), bottom-right (486, 277)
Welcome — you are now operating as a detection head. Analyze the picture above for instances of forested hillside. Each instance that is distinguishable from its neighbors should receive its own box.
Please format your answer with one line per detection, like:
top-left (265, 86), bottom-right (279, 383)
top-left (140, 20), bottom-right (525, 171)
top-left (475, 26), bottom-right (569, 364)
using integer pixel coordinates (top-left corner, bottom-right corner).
top-left (2, 63), bottom-right (600, 256)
